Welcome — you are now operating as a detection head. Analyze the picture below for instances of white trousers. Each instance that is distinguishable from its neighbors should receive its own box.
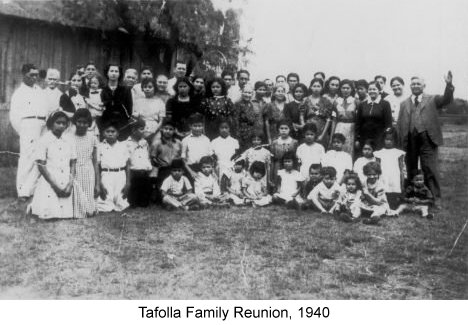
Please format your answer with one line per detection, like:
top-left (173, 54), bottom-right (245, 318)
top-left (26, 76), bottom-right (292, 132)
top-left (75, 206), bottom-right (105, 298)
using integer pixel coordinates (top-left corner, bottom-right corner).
top-left (97, 171), bottom-right (129, 212)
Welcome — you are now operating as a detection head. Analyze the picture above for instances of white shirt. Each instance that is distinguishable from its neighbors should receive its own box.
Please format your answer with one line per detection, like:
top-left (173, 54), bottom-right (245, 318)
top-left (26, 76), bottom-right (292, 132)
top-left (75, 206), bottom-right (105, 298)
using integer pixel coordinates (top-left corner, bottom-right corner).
top-left (353, 156), bottom-right (377, 185)
top-left (277, 169), bottom-right (304, 196)
top-left (195, 172), bottom-right (220, 196)
top-left (211, 136), bottom-right (239, 172)
top-left (181, 134), bottom-right (212, 165)
top-left (10, 83), bottom-right (48, 134)
top-left (161, 175), bottom-right (192, 196)
top-left (321, 150), bottom-right (353, 183)
top-left (132, 83), bottom-right (145, 101)
top-left (296, 142), bottom-right (325, 178)
top-left (43, 87), bottom-right (62, 116)
top-left (374, 148), bottom-right (405, 193)
top-left (126, 138), bottom-right (152, 171)
top-left (133, 97), bottom-right (166, 136)
top-left (98, 140), bottom-right (130, 169)
top-left (227, 86), bottom-right (242, 103)
top-left (308, 181), bottom-right (341, 202)
top-left (167, 77), bottom-right (177, 96)
top-left (385, 94), bottom-right (405, 124)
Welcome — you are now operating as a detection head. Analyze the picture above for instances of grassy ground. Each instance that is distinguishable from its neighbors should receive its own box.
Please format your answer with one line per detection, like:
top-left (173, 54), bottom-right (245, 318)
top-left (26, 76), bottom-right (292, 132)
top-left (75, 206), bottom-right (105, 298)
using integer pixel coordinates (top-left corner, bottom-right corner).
top-left (0, 124), bottom-right (467, 299)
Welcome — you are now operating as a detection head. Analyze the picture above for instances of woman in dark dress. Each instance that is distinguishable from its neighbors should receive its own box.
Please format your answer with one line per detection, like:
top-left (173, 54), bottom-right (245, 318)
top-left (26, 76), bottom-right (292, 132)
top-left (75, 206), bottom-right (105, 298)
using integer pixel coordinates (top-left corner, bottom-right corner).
top-left (355, 81), bottom-right (392, 151)
top-left (283, 83), bottom-right (309, 139)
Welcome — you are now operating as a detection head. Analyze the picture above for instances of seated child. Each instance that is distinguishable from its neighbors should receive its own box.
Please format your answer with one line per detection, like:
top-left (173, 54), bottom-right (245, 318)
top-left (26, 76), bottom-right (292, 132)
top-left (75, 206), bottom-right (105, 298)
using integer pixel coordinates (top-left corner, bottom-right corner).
top-left (241, 161), bottom-right (272, 207)
top-left (221, 159), bottom-right (248, 206)
top-left (321, 133), bottom-right (352, 184)
top-left (360, 161), bottom-right (393, 224)
top-left (194, 156), bottom-right (230, 207)
top-left (96, 121), bottom-right (130, 212)
top-left (210, 121), bottom-right (240, 179)
top-left (301, 164), bottom-right (322, 208)
top-left (353, 139), bottom-right (379, 185)
top-left (296, 123), bottom-right (325, 179)
top-left (127, 118), bottom-right (152, 207)
top-left (307, 166), bottom-right (341, 213)
top-left (333, 172), bottom-right (363, 222)
top-left (239, 131), bottom-right (272, 177)
top-left (272, 152), bottom-right (305, 207)
top-left (181, 113), bottom-right (212, 181)
top-left (160, 158), bottom-right (199, 210)
top-left (395, 170), bottom-right (434, 219)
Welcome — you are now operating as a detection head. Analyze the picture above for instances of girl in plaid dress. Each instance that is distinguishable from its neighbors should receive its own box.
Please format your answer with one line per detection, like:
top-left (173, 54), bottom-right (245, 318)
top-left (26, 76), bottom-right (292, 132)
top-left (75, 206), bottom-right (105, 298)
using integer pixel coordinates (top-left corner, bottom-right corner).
top-left (71, 109), bottom-right (100, 218)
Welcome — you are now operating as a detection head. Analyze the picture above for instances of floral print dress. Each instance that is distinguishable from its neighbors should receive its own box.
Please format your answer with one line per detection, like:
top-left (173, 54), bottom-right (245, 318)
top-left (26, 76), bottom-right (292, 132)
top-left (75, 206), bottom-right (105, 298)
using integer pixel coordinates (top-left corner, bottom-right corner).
top-left (200, 96), bottom-right (235, 139)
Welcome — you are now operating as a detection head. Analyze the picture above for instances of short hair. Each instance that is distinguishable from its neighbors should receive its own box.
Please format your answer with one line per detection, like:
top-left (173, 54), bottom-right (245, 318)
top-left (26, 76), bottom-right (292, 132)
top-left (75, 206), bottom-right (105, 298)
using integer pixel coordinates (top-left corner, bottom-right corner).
top-left (302, 123), bottom-right (318, 135)
top-left (103, 64), bottom-right (123, 81)
top-left (189, 112), bottom-right (204, 125)
top-left (85, 61), bottom-right (96, 69)
top-left (199, 155), bottom-right (214, 166)
top-left (287, 72), bottom-right (300, 82)
top-left (324, 76), bottom-right (341, 95)
top-left (309, 163), bottom-right (321, 172)
top-left (21, 63), bottom-right (37, 75)
top-left (173, 76), bottom-right (194, 95)
top-left (309, 78), bottom-right (324, 90)
top-left (282, 151), bottom-right (296, 164)
top-left (374, 75), bottom-right (387, 83)
top-left (89, 74), bottom-right (105, 88)
top-left (368, 81), bottom-right (382, 92)
top-left (221, 70), bottom-right (235, 79)
top-left (175, 60), bottom-right (187, 66)
top-left (46, 68), bottom-right (60, 79)
top-left (101, 119), bottom-right (120, 132)
top-left (141, 77), bottom-right (156, 89)
top-left (339, 79), bottom-right (355, 96)
top-left (275, 74), bottom-right (286, 82)
top-left (46, 110), bottom-right (69, 129)
top-left (321, 166), bottom-right (337, 179)
top-left (251, 130), bottom-right (265, 142)
top-left (314, 71), bottom-right (326, 79)
top-left (131, 117), bottom-right (146, 130)
top-left (383, 127), bottom-right (398, 142)
top-left (170, 158), bottom-right (185, 170)
top-left (343, 172), bottom-right (362, 189)
top-left (390, 76), bottom-right (405, 86)
top-left (271, 85), bottom-right (287, 102)
top-left (124, 68), bottom-right (138, 77)
top-left (234, 159), bottom-right (246, 168)
top-left (362, 139), bottom-right (376, 150)
top-left (237, 69), bottom-right (250, 79)
top-left (205, 77), bottom-right (227, 97)
top-left (291, 83), bottom-right (308, 99)
top-left (277, 119), bottom-right (291, 130)
top-left (218, 120), bottom-right (230, 129)
top-left (413, 170), bottom-right (424, 178)
top-left (140, 66), bottom-right (153, 74)
top-left (254, 81), bottom-right (267, 91)
top-left (332, 133), bottom-right (346, 144)
top-left (250, 161), bottom-right (266, 177)
top-left (161, 119), bottom-right (176, 128)
top-left (72, 108), bottom-right (92, 125)
top-left (363, 161), bottom-right (382, 176)
top-left (355, 79), bottom-right (369, 89)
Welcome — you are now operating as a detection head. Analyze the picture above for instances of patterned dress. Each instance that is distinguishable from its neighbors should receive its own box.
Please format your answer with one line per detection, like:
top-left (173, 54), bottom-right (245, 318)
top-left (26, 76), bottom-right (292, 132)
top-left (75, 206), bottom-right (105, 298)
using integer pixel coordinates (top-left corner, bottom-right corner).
top-left (200, 96), bottom-right (235, 139)
top-left (72, 133), bottom-right (98, 218)
top-left (263, 100), bottom-right (285, 142)
top-left (235, 100), bottom-right (262, 150)
top-left (333, 96), bottom-right (357, 157)
top-left (304, 95), bottom-right (334, 147)
top-left (270, 137), bottom-right (298, 185)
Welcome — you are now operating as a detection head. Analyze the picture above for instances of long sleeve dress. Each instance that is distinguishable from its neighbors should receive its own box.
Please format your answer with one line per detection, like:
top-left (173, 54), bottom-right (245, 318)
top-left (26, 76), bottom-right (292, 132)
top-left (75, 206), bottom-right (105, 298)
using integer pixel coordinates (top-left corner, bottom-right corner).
top-left (200, 96), bottom-right (235, 140)
top-left (333, 96), bottom-right (358, 156)
top-left (355, 97), bottom-right (393, 150)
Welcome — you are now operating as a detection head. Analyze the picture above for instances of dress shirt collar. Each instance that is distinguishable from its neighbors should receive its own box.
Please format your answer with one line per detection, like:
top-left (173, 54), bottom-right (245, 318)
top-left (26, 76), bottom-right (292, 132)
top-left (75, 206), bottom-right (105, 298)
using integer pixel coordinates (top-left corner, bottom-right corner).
top-left (366, 96), bottom-right (381, 104)
top-left (411, 94), bottom-right (422, 104)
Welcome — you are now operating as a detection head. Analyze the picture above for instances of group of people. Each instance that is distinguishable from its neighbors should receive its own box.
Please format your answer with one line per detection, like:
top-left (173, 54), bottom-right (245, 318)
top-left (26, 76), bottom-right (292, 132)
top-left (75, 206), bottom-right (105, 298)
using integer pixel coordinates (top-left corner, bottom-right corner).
top-left (9, 59), bottom-right (455, 224)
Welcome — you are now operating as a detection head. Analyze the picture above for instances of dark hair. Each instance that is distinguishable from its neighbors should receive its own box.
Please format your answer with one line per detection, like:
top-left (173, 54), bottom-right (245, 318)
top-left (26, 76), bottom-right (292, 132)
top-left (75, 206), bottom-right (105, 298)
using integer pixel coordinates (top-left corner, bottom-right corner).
top-left (302, 123), bottom-right (318, 135)
top-left (72, 108), bottom-right (92, 125)
top-left (308, 78), bottom-right (324, 93)
top-left (237, 69), bottom-right (250, 79)
top-left (221, 70), bottom-right (235, 79)
top-left (250, 161), bottom-right (266, 177)
top-left (374, 75), bottom-right (387, 84)
top-left (282, 151), bottom-right (296, 165)
top-left (275, 74), bottom-right (286, 82)
top-left (103, 63), bottom-right (123, 82)
top-left (254, 81), bottom-right (267, 91)
top-left (131, 117), bottom-right (146, 130)
top-left (383, 127), bottom-right (398, 143)
top-left (21, 63), bottom-right (37, 75)
top-left (339, 79), bottom-right (355, 97)
top-left (314, 71), bottom-right (326, 80)
top-left (287, 72), bottom-right (300, 82)
top-left (141, 77), bottom-right (156, 89)
top-left (46, 111), bottom-right (69, 130)
top-left (355, 79), bottom-right (369, 90)
top-left (323, 76), bottom-right (341, 95)
top-left (189, 112), bottom-right (204, 125)
top-left (89, 74), bottom-right (106, 88)
top-left (363, 161), bottom-right (382, 176)
top-left (173, 76), bottom-right (194, 96)
top-left (175, 60), bottom-right (187, 67)
top-left (271, 85), bottom-right (287, 102)
top-left (362, 139), bottom-right (376, 150)
top-left (218, 120), bottom-right (230, 130)
top-left (343, 172), bottom-right (362, 189)
top-left (251, 130), bottom-right (265, 142)
top-left (199, 155), bottom-right (214, 166)
top-left (68, 72), bottom-right (89, 97)
top-left (39, 69), bottom-right (47, 79)
top-left (170, 158), bottom-right (185, 170)
top-left (309, 164), bottom-right (321, 172)
top-left (277, 119), bottom-right (291, 130)
top-left (205, 77), bottom-right (227, 97)
top-left (321, 166), bottom-right (337, 179)
top-left (234, 159), bottom-right (246, 168)
top-left (101, 120), bottom-right (120, 132)
top-left (332, 133), bottom-right (346, 144)
top-left (413, 169), bottom-right (424, 178)
top-left (140, 65), bottom-right (153, 75)
top-left (85, 61), bottom-right (96, 69)
top-left (390, 76), bottom-right (405, 86)
top-left (368, 81), bottom-right (382, 92)
top-left (292, 83), bottom-right (308, 100)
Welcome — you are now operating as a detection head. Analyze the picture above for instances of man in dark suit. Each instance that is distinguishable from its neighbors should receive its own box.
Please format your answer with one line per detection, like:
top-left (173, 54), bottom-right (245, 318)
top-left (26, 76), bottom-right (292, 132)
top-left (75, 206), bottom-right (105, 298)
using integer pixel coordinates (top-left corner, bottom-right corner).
top-left (397, 71), bottom-right (454, 209)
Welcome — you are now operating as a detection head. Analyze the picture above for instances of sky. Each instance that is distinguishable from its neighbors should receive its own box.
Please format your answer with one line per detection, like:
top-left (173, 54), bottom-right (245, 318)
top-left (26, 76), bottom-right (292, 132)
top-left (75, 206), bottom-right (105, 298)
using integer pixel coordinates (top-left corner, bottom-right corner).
top-left (212, 0), bottom-right (468, 99)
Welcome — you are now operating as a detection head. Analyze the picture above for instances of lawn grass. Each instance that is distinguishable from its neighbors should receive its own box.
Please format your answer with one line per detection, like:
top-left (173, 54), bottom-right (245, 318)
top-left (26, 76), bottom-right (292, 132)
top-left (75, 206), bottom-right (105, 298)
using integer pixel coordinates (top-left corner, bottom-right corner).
top-left (0, 124), bottom-right (467, 299)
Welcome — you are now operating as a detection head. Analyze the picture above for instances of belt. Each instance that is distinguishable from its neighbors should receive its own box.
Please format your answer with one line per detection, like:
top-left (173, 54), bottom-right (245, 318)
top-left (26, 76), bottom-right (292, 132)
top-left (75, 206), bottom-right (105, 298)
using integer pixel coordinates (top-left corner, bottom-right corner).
top-left (101, 167), bottom-right (126, 172)
top-left (23, 116), bottom-right (46, 120)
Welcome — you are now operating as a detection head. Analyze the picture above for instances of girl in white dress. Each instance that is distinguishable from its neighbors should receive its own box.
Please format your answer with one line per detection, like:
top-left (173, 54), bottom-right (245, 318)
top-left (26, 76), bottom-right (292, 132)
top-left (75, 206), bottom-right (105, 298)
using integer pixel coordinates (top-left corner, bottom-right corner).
top-left (30, 111), bottom-right (76, 219)
top-left (353, 139), bottom-right (380, 185)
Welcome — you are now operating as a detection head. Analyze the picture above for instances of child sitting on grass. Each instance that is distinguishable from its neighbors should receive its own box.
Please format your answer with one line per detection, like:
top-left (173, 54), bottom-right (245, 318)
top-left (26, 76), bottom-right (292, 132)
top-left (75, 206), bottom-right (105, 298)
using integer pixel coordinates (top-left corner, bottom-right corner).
top-left (160, 158), bottom-right (199, 211)
top-left (272, 152), bottom-right (305, 207)
top-left (301, 164), bottom-right (322, 208)
top-left (307, 166), bottom-right (341, 213)
top-left (296, 123), bottom-right (325, 179)
top-left (333, 172), bottom-right (363, 222)
top-left (360, 161), bottom-right (393, 225)
top-left (353, 139), bottom-right (379, 185)
top-left (395, 170), bottom-right (434, 219)
top-left (242, 161), bottom-right (272, 207)
top-left (221, 159), bottom-right (248, 206)
top-left (194, 156), bottom-right (230, 208)
top-left (321, 133), bottom-right (352, 184)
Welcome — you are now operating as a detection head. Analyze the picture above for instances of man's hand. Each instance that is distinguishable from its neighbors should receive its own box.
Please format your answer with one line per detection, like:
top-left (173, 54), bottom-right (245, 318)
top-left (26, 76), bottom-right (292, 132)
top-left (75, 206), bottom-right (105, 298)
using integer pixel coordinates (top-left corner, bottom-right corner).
top-left (444, 70), bottom-right (453, 84)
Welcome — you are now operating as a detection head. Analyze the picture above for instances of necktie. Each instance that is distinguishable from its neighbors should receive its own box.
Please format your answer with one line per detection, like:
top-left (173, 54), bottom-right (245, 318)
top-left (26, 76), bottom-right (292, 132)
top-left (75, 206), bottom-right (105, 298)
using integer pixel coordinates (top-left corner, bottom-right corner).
top-left (414, 96), bottom-right (419, 107)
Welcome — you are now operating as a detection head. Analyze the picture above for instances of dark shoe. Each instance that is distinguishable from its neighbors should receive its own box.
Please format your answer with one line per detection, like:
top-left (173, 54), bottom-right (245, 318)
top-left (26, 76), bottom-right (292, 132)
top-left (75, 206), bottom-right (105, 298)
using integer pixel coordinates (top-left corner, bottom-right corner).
top-left (426, 213), bottom-right (434, 220)
top-left (339, 212), bottom-right (354, 223)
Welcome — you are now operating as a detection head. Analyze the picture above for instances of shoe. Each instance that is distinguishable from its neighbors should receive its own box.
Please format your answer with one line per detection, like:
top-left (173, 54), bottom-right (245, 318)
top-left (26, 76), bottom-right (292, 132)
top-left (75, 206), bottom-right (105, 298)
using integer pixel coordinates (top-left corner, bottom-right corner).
top-left (426, 213), bottom-right (434, 220)
top-left (339, 212), bottom-right (354, 223)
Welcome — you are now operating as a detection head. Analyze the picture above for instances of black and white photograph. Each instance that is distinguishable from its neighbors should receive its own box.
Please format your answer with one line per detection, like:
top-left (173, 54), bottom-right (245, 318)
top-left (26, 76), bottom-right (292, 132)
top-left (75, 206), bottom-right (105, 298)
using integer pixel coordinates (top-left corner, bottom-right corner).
top-left (0, 0), bottom-right (467, 312)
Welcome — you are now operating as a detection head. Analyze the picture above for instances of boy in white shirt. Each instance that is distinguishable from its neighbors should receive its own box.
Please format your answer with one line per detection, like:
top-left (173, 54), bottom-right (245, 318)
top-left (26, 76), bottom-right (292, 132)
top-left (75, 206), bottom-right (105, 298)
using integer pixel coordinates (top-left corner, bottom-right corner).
top-left (210, 121), bottom-right (240, 180)
top-left (194, 156), bottom-right (230, 207)
top-left (321, 133), bottom-right (352, 184)
top-left (296, 123), bottom-right (325, 179)
top-left (307, 166), bottom-right (341, 213)
top-left (160, 159), bottom-right (199, 210)
top-left (273, 152), bottom-right (305, 207)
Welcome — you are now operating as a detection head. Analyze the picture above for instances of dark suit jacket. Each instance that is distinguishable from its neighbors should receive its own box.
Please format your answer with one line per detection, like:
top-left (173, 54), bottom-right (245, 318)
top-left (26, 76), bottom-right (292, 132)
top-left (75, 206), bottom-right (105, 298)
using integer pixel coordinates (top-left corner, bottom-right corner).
top-left (397, 84), bottom-right (454, 150)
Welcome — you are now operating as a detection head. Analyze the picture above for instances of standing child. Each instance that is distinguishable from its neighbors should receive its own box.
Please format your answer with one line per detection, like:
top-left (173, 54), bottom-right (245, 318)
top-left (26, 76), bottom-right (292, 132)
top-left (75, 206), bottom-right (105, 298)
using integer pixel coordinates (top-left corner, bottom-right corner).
top-left (307, 166), bottom-right (341, 213)
top-left (160, 159), bottom-right (199, 210)
top-left (296, 123), bottom-right (325, 179)
top-left (270, 120), bottom-right (298, 186)
top-left (210, 121), bottom-right (240, 180)
top-left (273, 152), bottom-right (304, 207)
top-left (127, 119), bottom-right (152, 207)
top-left (395, 170), bottom-right (434, 219)
top-left (181, 113), bottom-right (212, 182)
top-left (150, 121), bottom-right (182, 202)
top-left (321, 133), bottom-right (353, 184)
top-left (87, 75), bottom-right (104, 138)
top-left (374, 128), bottom-right (405, 209)
top-left (353, 139), bottom-right (380, 185)
top-left (30, 111), bottom-right (76, 219)
top-left (194, 156), bottom-right (230, 207)
top-left (96, 121), bottom-right (130, 212)
top-left (221, 159), bottom-right (248, 205)
top-left (71, 109), bottom-right (99, 218)
top-left (238, 131), bottom-right (272, 188)
top-left (360, 161), bottom-right (392, 224)
top-left (333, 173), bottom-right (362, 222)
top-left (242, 161), bottom-right (272, 207)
